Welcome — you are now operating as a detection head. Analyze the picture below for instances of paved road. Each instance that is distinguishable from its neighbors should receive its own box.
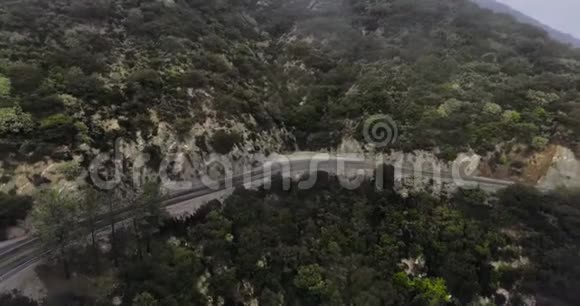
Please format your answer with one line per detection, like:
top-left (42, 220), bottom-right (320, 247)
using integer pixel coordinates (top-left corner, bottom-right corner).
top-left (0, 156), bottom-right (516, 284)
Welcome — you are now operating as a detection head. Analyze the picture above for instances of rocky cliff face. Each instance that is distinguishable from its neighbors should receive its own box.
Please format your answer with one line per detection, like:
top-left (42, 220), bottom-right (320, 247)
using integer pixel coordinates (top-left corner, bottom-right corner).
top-left (538, 146), bottom-right (580, 190)
top-left (1, 115), bottom-right (295, 196)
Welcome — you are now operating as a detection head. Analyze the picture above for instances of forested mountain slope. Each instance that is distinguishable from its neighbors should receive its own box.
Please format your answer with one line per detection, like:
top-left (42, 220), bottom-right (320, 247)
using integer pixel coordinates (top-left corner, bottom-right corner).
top-left (6, 175), bottom-right (580, 306)
top-left (471, 0), bottom-right (580, 48)
top-left (1, 0), bottom-right (580, 192)
top-left (1, 0), bottom-right (580, 160)
top-left (2, 1), bottom-right (580, 305)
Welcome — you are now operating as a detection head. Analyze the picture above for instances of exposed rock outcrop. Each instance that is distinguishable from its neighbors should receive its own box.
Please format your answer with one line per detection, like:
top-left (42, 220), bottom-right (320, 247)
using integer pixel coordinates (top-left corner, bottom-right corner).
top-left (538, 146), bottom-right (580, 190)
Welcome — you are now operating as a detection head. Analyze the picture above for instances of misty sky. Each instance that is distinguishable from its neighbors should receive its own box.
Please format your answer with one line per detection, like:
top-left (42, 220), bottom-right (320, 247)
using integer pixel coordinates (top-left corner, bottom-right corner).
top-left (497, 0), bottom-right (580, 39)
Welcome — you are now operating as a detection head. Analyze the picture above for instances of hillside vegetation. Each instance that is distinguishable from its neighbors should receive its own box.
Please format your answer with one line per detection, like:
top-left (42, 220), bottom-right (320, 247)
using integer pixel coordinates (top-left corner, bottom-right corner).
top-left (2, 2), bottom-right (580, 305)
top-left (0, 0), bottom-right (580, 160)
top-left (5, 175), bottom-right (580, 305)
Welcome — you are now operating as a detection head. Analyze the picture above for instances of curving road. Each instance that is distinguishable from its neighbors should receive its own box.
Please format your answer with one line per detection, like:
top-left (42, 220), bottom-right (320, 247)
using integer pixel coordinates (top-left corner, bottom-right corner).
top-left (0, 156), bottom-right (517, 285)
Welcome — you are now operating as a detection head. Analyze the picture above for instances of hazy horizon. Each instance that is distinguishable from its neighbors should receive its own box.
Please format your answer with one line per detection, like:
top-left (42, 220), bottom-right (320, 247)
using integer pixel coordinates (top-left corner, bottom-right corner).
top-left (497, 0), bottom-right (580, 39)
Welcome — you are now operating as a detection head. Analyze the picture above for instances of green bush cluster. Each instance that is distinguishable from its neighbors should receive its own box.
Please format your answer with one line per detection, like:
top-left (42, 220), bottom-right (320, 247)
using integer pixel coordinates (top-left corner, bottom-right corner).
top-left (56, 161), bottom-right (83, 181)
top-left (0, 192), bottom-right (33, 239)
top-left (0, 107), bottom-right (34, 136)
top-left (117, 179), bottom-right (494, 305)
top-left (210, 130), bottom-right (242, 154)
top-left (108, 177), bottom-right (580, 305)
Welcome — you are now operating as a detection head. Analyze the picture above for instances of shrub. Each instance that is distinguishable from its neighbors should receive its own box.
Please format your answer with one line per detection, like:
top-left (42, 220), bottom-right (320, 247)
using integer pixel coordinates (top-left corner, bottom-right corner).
top-left (126, 8), bottom-right (144, 31)
top-left (74, 121), bottom-right (90, 143)
top-left (128, 69), bottom-right (163, 90)
top-left (0, 107), bottom-right (34, 136)
top-left (531, 136), bottom-right (549, 150)
top-left (173, 118), bottom-right (193, 138)
top-left (437, 98), bottom-right (465, 117)
top-left (132, 292), bottom-right (159, 306)
top-left (58, 94), bottom-right (79, 107)
top-left (6, 63), bottom-right (44, 93)
top-left (179, 70), bottom-right (208, 88)
top-left (130, 113), bottom-right (155, 135)
top-left (64, 68), bottom-right (106, 99)
top-left (502, 110), bottom-right (521, 124)
top-left (0, 290), bottom-right (38, 306)
top-left (483, 102), bottom-right (502, 115)
top-left (196, 135), bottom-right (208, 152)
top-left (0, 75), bottom-right (11, 96)
top-left (57, 161), bottom-right (83, 180)
top-left (210, 130), bottom-right (242, 154)
top-left (514, 122), bottom-right (539, 143)
top-left (40, 113), bottom-right (74, 129)
top-left (202, 34), bottom-right (228, 52)
top-left (204, 53), bottom-right (232, 73)
top-left (21, 94), bottom-right (65, 117)
top-left (497, 265), bottom-right (523, 289)
top-left (69, 0), bottom-right (114, 20)
top-left (143, 145), bottom-right (162, 170)
top-left (214, 94), bottom-right (246, 115)
top-left (0, 193), bottom-right (33, 232)
top-left (39, 114), bottom-right (78, 143)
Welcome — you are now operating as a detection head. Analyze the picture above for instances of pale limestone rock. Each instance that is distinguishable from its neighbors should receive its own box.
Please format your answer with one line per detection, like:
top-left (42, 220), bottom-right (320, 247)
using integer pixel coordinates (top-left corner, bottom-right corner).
top-left (337, 137), bottom-right (364, 155)
top-left (400, 255), bottom-right (426, 277)
top-left (538, 145), bottom-right (580, 189)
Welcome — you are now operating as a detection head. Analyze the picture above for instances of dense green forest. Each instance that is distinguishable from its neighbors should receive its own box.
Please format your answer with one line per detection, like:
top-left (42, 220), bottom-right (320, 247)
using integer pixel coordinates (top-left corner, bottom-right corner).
top-left (1, 0), bottom-right (580, 158)
top-left (110, 179), bottom-right (580, 306)
top-left (3, 174), bottom-right (580, 306)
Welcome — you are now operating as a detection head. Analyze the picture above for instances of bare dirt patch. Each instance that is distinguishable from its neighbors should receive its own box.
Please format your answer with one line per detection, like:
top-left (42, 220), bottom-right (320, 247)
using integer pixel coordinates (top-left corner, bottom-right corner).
top-left (478, 144), bottom-right (558, 184)
top-left (521, 144), bottom-right (559, 183)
